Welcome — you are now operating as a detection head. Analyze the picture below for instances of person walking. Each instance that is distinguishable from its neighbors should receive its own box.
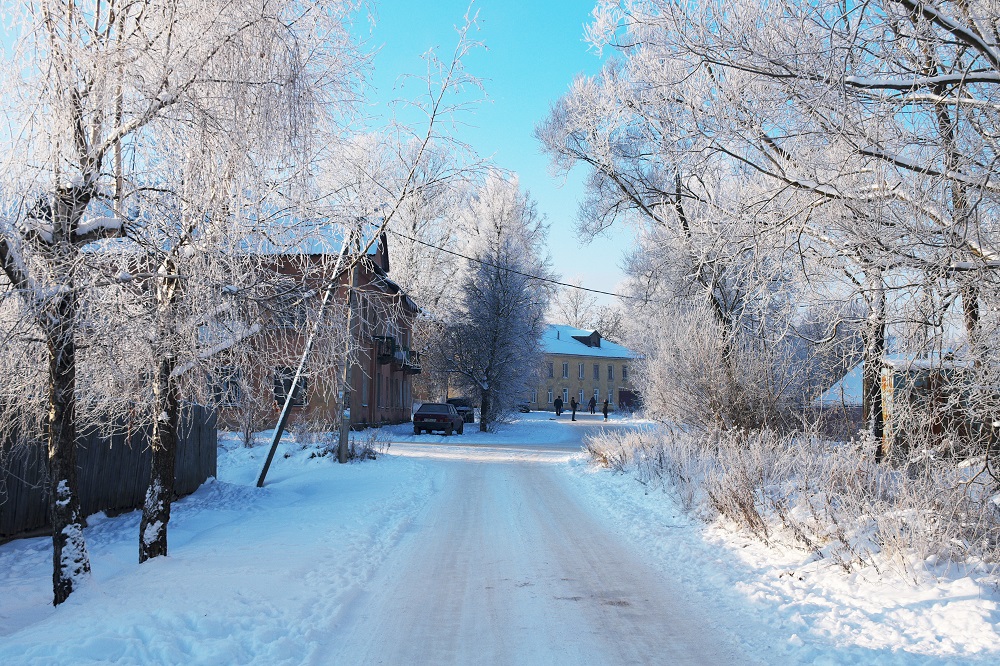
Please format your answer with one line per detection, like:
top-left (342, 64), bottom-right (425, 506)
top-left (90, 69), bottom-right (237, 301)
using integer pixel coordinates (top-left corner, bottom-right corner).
top-left (553, 395), bottom-right (563, 416)
top-left (602, 399), bottom-right (609, 421)
top-left (570, 397), bottom-right (578, 421)
top-left (588, 396), bottom-right (596, 414)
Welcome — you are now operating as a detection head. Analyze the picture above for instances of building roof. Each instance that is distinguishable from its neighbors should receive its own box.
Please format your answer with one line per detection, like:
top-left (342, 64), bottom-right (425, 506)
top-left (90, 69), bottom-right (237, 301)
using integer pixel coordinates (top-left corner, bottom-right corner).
top-left (239, 219), bottom-right (383, 257)
top-left (817, 362), bottom-right (864, 407)
top-left (542, 324), bottom-right (637, 359)
top-left (816, 353), bottom-right (972, 407)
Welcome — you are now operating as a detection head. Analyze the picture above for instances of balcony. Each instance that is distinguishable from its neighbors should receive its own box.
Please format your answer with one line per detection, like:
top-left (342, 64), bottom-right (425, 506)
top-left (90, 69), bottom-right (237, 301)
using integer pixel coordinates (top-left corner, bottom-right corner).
top-left (373, 335), bottom-right (396, 365)
top-left (392, 348), bottom-right (422, 375)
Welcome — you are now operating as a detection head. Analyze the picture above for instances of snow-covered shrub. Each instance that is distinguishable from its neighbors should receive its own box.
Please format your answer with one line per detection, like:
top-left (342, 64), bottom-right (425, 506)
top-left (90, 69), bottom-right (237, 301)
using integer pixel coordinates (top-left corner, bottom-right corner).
top-left (290, 415), bottom-right (338, 451)
top-left (347, 427), bottom-right (391, 461)
top-left (585, 426), bottom-right (1000, 576)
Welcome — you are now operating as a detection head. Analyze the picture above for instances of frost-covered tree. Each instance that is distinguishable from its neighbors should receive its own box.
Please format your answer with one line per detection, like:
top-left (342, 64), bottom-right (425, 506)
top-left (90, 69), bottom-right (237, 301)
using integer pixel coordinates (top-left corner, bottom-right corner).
top-left (538, 0), bottom-right (1000, 447)
top-left (0, 0), bottom-right (361, 603)
top-left (550, 278), bottom-right (598, 329)
top-left (436, 173), bottom-right (553, 430)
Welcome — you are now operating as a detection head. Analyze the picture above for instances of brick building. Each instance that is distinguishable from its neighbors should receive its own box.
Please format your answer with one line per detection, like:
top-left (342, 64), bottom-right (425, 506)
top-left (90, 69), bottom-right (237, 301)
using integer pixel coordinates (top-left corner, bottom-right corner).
top-left (217, 229), bottom-right (420, 431)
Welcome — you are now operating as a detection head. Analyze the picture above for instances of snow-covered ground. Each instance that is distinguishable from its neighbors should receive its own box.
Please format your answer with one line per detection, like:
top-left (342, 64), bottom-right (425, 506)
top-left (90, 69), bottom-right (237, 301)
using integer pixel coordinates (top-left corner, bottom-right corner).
top-left (565, 457), bottom-right (1000, 663)
top-left (0, 411), bottom-right (997, 664)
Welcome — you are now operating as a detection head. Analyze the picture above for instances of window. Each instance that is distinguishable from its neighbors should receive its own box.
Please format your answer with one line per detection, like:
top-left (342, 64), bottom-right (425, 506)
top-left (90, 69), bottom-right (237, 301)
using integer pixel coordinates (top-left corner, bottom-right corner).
top-left (361, 373), bottom-right (369, 407)
top-left (547, 388), bottom-right (553, 404)
top-left (608, 364), bottom-right (614, 381)
top-left (593, 364), bottom-right (600, 380)
top-left (622, 365), bottom-right (629, 381)
top-left (211, 366), bottom-right (242, 407)
top-left (608, 389), bottom-right (613, 403)
top-left (274, 366), bottom-right (307, 406)
top-left (548, 362), bottom-right (554, 379)
top-left (562, 388), bottom-right (569, 403)
top-left (273, 282), bottom-right (308, 329)
top-left (562, 362), bottom-right (569, 379)
top-left (531, 389), bottom-right (538, 404)
top-left (594, 388), bottom-right (600, 399)
top-left (578, 363), bottom-right (585, 380)
top-left (578, 389), bottom-right (585, 404)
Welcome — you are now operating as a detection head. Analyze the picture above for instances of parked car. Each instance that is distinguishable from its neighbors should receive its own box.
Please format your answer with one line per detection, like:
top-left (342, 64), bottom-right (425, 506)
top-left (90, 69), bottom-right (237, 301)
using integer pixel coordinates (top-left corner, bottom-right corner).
top-left (516, 401), bottom-right (531, 413)
top-left (413, 403), bottom-right (465, 435)
top-left (446, 397), bottom-right (476, 423)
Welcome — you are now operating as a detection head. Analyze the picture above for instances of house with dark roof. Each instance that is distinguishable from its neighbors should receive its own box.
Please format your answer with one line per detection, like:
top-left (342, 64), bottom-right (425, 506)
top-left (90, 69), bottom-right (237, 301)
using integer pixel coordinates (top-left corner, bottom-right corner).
top-left (531, 324), bottom-right (639, 413)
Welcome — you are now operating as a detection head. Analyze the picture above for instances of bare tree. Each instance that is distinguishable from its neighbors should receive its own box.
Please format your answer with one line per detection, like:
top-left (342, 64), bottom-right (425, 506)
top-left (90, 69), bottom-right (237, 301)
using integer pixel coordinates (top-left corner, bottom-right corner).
top-left (550, 278), bottom-right (598, 329)
top-left (0, 0), bottom-right (361, 602)
top-left (436, 172), bottom-right (553, 430)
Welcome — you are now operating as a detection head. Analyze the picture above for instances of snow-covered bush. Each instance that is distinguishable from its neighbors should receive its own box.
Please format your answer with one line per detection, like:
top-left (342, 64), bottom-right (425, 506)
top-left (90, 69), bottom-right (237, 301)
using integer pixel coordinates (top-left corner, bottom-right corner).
top-left (290, 415), bottom-right (339, 451)
top-left (347, 427), bottom-right (392, 461)
top-left (585, 427), bottom-right (1000, 576)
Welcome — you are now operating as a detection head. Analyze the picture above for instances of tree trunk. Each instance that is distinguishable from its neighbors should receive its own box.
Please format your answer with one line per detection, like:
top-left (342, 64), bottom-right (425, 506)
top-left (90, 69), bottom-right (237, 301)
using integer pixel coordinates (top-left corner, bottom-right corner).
top-left (862, 270), bottom-right (887, 461)
top-left (46, 287), bottom-right (91, 605)
top-left (961, 281), bottom-right (980, 355)
top-left (140, 353), bottom-right (179, 562)
top-left (479, 390), bottom-right (490, 432)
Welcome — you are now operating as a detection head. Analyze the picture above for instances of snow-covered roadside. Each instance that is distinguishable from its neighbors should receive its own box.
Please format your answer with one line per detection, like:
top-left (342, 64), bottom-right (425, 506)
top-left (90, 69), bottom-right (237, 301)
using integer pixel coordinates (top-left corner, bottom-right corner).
top-left (0, 433), bottom-right (441, 665)
top-left (563, 455), bottom-right (1000, 663)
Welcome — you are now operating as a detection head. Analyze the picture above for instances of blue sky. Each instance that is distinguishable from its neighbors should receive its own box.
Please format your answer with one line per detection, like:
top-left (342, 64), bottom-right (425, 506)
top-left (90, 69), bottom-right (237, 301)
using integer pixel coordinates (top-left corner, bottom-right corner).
top-left (357, 0), bottom-right (632, 303)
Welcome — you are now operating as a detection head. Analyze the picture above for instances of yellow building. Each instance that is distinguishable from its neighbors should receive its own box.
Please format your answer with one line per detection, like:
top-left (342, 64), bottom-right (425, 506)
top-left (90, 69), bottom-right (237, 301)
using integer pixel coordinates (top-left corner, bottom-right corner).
top-left (530, 325), bottom-right (639, 413)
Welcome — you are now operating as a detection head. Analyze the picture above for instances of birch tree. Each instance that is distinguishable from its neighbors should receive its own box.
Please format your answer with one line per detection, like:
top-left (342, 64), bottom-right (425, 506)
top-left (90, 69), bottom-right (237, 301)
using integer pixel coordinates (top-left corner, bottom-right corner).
top-left (0, 0), bottom-right (361, 603)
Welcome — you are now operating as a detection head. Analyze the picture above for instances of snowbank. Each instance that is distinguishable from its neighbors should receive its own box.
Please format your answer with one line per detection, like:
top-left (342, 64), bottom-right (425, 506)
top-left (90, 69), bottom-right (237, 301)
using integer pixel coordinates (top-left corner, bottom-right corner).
top-left (571, 431), bottom-right (1000, 662)
top-left (0, 434), bottom-right (440, 664)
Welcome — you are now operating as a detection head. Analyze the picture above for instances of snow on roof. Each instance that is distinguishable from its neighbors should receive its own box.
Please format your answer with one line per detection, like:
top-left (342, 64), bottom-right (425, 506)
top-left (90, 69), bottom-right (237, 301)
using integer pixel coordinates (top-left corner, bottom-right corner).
top-left (542, 324), bottom-right (637, 359)
top-left (817, 362), bottom-right (863, 407)
top-left (240, 219), bottom-right (382, 256)
top-left (881, 353), bottom-right (972, 370)
top-left (816, 353), bottom-right (973, 407)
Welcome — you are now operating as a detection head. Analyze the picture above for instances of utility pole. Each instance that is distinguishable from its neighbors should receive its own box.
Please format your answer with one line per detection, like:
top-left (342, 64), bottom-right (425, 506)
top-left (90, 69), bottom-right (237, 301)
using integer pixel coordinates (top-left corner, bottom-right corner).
top-left (257, 228), bottom-right (351, 487)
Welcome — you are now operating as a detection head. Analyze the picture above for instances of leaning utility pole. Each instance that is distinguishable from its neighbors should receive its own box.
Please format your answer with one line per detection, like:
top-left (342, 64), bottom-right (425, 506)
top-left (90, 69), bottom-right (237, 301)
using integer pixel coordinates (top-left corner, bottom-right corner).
top-left (257, 229), bottom-right (352, 487)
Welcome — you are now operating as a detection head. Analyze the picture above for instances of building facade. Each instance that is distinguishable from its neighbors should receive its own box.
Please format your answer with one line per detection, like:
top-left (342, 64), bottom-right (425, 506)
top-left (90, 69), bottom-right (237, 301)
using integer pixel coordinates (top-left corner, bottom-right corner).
top-left (529, 325), bottom-right (638, 413)
top-left (217, 232), bottom-right (420, 431)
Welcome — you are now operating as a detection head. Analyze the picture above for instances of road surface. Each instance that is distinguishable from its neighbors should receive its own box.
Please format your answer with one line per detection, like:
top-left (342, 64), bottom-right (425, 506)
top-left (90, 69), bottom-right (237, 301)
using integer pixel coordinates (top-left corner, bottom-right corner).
top-left (326, 414), bottom-right (752, 665)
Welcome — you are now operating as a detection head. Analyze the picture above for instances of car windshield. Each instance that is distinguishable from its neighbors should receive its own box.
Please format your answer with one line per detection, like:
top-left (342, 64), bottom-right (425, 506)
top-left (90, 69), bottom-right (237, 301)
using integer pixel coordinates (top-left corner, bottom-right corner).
top-left (417, 404), bottom-right (450, 414)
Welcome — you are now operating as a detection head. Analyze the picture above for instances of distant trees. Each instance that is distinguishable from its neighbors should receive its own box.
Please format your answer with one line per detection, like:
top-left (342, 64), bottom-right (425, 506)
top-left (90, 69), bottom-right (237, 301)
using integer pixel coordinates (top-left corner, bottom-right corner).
top-left (551, 278), bottom-right (598, 330)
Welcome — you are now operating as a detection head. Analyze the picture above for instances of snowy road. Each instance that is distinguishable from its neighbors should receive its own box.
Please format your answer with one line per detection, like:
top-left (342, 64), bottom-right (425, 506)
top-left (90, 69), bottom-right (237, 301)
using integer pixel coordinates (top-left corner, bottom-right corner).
top-left (327, 416), bottom-right (750, 665)
top-left (6, 413), bottom-right (992, 664)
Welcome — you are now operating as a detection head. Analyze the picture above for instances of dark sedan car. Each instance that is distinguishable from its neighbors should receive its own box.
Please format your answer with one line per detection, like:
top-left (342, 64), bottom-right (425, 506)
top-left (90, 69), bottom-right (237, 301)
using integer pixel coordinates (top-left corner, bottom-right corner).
top-left (413, 403), bottom-right (465, 436)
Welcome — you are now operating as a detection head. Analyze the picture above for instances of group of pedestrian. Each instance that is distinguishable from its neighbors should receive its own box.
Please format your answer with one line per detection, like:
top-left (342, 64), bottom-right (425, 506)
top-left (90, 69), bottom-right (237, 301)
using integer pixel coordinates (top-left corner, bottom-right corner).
top-left (553, 395), bottom-right (609, 421)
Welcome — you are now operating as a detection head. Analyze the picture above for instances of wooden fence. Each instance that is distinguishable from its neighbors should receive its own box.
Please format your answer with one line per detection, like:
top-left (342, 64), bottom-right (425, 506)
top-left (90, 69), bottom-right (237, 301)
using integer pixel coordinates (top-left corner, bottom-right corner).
top-left (0, 405), bottom-right (217, 541)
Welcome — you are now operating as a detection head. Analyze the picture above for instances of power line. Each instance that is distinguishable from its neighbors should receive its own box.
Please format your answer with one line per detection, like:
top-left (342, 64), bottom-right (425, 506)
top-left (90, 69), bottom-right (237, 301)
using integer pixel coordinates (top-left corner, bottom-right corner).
top-left (386, 228), bottom-right (654, 302)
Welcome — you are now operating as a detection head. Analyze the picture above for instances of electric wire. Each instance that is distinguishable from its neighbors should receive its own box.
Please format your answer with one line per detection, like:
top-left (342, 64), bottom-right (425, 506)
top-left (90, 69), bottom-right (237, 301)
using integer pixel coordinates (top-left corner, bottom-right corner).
top-left (386, 228), bottom-right (659, 302)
